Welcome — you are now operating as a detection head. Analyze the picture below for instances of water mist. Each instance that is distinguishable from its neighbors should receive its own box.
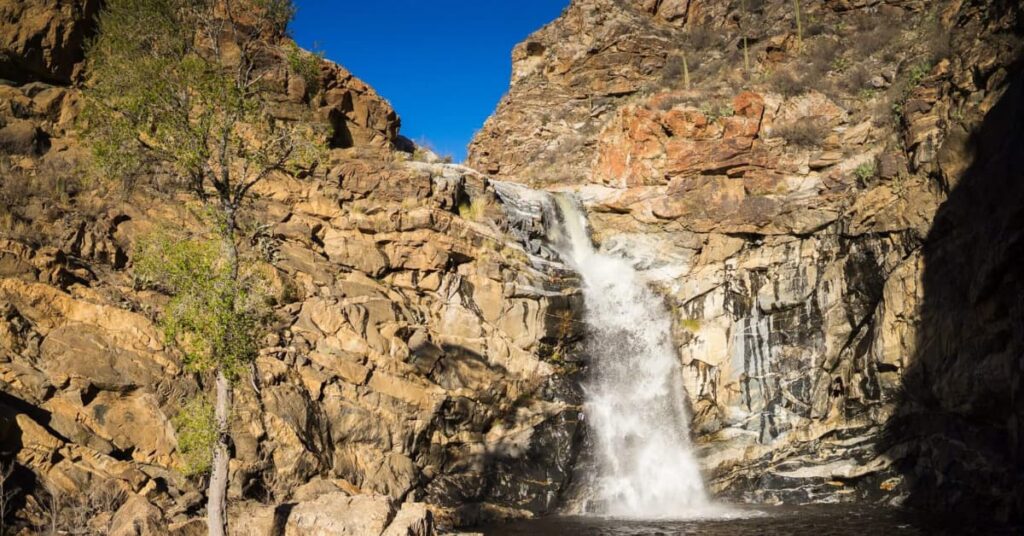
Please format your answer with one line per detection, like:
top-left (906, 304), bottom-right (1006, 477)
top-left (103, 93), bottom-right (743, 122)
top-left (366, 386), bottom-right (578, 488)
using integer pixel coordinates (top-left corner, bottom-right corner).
top-left (547, 194), bottom-right (711, 519)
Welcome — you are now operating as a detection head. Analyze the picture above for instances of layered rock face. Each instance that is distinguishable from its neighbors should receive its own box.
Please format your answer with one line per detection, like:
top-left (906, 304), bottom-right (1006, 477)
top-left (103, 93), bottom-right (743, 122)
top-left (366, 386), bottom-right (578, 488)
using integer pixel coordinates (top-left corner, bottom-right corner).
top-left (472, 0), bottom-right (1024, 522)
top-left (0, 3), bottom-right (585, 533)
top-left (2, 0), bottom-right (1023, 531)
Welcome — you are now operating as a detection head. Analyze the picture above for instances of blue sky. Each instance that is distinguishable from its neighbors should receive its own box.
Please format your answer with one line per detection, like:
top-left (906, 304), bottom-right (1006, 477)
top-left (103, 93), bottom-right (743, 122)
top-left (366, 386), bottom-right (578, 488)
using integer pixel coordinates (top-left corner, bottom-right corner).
top-left (290, 1), bottom-right (569, 162)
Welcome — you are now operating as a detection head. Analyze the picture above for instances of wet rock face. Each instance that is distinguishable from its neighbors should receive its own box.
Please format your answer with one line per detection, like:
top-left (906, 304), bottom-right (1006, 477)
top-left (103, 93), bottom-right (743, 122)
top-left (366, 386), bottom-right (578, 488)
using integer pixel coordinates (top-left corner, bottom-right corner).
top-left (473, 0), bottom-right (1024, 522)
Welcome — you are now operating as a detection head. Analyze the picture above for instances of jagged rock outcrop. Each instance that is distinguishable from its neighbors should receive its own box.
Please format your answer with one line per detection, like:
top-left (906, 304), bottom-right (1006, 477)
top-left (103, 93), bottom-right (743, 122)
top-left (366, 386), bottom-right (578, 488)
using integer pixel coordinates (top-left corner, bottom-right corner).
top-left (0, 2), bottom-right (584, 533)
top-left (2, 0), bottom-right (1023, 531)
top-left (472, 0), bottom-right (1024, 523)
top-left (0, 0), bottom-right (100, 84)
top-left (1, 134), bottom-right (584, 534)
top-left (468, 0), bottom-right (741, 183)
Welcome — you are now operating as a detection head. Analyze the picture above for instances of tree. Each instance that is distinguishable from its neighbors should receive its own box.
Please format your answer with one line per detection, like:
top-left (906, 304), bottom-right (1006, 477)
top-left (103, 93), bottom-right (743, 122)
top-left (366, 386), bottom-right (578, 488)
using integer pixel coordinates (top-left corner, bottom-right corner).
top-left (81, 0), bottom-right (324, 533)
top-left (0, 462), bottom-right (18, 536)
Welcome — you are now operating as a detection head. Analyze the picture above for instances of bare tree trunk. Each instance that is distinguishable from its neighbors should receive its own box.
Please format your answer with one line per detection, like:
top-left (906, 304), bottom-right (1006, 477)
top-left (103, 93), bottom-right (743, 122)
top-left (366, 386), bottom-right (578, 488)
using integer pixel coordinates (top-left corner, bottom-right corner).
top-left (207, 369), bottom-right (231, 536)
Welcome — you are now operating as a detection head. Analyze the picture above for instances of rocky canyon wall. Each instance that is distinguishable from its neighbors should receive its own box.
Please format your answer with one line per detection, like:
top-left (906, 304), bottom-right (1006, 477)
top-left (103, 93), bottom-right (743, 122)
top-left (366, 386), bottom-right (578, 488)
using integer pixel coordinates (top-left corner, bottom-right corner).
top-left (0, 2), bottom-right (587, 533)
top-left (0, 0), bottom-right (1022, 532)
top-left (471, 0), bottom-right (1024, 522)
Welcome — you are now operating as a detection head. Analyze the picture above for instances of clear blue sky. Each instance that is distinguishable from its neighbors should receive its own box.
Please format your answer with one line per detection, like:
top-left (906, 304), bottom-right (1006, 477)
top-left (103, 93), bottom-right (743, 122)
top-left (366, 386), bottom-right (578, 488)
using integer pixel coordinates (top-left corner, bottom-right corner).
top-left (290, 1), bottom-right (569, 162)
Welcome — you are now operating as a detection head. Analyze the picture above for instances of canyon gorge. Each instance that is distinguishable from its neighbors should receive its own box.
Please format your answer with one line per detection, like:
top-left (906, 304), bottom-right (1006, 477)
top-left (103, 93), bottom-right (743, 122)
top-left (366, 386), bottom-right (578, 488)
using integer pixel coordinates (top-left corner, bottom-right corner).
top-left (0, 0), bottom-right (1023, 534)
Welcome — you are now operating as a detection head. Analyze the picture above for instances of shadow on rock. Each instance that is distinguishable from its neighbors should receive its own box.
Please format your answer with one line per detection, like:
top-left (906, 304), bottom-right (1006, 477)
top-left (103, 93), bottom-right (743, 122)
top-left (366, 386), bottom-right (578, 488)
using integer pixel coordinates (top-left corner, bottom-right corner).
top-left (883, 41), bottom-right (1024, 524)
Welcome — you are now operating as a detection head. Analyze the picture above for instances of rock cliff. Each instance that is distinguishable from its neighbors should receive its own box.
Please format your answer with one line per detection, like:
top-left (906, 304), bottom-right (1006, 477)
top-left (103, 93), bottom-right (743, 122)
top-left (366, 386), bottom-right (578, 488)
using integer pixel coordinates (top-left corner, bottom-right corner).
top-left (0, 1), bottom-right (585, 533)
top-left (471, 0), bottom-right (1024, 523)
top-left (0, 0), bottom-right (1023, 532)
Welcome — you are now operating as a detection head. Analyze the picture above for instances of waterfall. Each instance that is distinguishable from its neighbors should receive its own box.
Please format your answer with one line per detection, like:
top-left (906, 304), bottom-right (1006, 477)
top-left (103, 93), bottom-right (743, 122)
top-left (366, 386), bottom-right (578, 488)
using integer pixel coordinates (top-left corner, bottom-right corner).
top-left (547, 194), bottom-right (711, 519)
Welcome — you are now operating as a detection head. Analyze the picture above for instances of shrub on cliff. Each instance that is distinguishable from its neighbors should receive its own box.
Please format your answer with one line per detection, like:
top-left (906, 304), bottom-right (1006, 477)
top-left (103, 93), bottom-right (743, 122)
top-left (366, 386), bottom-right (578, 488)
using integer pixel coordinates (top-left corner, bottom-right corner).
top-left (80, 0), bottom-right (325, 534)
top-left (774, 117), bottom-right (830, 148)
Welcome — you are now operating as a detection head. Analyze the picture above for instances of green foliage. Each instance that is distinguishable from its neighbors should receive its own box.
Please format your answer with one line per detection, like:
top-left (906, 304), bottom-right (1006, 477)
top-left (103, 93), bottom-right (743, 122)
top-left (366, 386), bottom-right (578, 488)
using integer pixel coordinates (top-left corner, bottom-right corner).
top-left (891, 61), bottom-right (933, 121)
top-left (858, 88), bottom-right (878, 101)
top-left (285, 42), bottom-right (324, 95)
top-left (253, 0), bottom-right (296, 35)
top-left (81, 0), bottom-right (327, 196)
top-left (681, 318), bottom-right (702, 332)
top-left (891, 174), bottom-right (907, 197)
top-left (134, 231), bottom-right (267, 378)
top-left (854, 162), bottom-right (876, 182)
top-left (172, 396), bottom-right (218, 476)
top-left (906, 62), bottom-right (932, 87)
top-left (831, 57), bottom-right (851, 73)
top-left (700, 103), bottom-right (734, 122)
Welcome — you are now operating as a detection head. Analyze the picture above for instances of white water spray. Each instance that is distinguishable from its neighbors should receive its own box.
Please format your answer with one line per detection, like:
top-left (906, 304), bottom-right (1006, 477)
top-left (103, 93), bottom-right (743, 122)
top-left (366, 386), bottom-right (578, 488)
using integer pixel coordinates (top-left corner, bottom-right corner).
top-left (548, 194), bottom-right (710, 518)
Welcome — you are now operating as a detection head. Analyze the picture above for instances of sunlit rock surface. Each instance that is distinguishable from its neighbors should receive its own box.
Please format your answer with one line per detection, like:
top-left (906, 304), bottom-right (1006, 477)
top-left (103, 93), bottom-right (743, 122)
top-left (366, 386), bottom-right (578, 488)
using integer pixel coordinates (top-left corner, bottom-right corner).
top-left (471, 0), bottom-right (1024, 522)
top-left (0, 3), bottom-right (584, 532)
top-left (0, 0), bottom-right (1022, 531)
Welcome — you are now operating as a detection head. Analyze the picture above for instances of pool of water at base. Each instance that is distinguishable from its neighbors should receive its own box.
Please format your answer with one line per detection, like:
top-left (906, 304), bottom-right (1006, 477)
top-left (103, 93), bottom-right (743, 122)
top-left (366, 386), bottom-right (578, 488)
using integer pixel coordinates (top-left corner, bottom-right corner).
top-left (472, 504), bottom-right (1014, 535)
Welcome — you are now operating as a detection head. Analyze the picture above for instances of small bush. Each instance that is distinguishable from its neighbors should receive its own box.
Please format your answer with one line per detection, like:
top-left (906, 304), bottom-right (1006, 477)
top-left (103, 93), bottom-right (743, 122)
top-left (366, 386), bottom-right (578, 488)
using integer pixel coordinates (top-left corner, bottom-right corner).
top-left (173, 396), bottom-right (218, 476)
top-left (662, 55), bottom-right (685, 86)
top-left (744, 0), bottom-right (767, 14)
top-left (858, 87), bottom-right (879, 101)
top-left (805, 19), bottom-right (827, 37)
top-left (841, 66), bottom-right (872, 92)
top-left (34, 483), bottom-right (127, 535)
top-left (927, 25), bottom-right (952, 63)
top-left (458, 198), bottom-right (487, 221)
top-left (683, 26), bottom-right (720, 50)
top-left (831, 56), bottom-right (851, 73)
top-left (700, 102), bottom-right (734, 122)
top-left (661, 53), bottom-right (702, 89)
top-left (806, 38), bottom-right (840, 70)
top-left (409, 147), bottom-right (430, 162)
top-left (854, 161), bottom-right (877, 183)
top-left (285, 42), bottom-right (323, 95)
top-left (656, 94), bottom-right (688, 111)
top-left (774, 118), bottom-right (830, 147)
top-left (888, 61), bottom-right (934, 121)
top-left (0, 165), bottom-right (30, 208)
top-left (853, 21), bottom-right (900, 57)
top-left (771, 68), bottom-right (806, 97)
top-left (906, 61), bottom-right (932, 87)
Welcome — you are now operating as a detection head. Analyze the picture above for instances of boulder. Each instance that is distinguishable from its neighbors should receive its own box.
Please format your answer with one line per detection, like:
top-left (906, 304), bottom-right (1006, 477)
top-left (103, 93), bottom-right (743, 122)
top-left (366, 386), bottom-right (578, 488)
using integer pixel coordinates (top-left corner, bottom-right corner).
top-left (108, 495), bottom-right (169, 536)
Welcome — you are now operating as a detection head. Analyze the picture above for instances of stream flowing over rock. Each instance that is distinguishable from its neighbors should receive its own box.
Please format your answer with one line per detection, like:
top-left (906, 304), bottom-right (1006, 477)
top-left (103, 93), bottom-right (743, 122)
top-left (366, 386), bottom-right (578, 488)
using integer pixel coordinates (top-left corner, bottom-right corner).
top-left (545, 194), bottom-right (708, 518)
top-left (0, 0), bottom-right (1022, 532)
top-left (471, 0), bottom-right (1024, 524)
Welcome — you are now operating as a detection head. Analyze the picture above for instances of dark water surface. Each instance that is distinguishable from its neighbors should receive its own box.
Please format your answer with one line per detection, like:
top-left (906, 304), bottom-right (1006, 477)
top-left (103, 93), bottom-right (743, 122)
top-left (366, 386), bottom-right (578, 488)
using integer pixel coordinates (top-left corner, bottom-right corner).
top-left (474, 504), bottom-right (1011, 535)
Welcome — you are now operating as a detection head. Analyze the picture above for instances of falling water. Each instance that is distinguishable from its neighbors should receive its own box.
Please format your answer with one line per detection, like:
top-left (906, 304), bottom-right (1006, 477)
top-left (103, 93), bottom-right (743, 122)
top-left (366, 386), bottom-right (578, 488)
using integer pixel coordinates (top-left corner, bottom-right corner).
top-left (547, 194), bottom-right (710, 518)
